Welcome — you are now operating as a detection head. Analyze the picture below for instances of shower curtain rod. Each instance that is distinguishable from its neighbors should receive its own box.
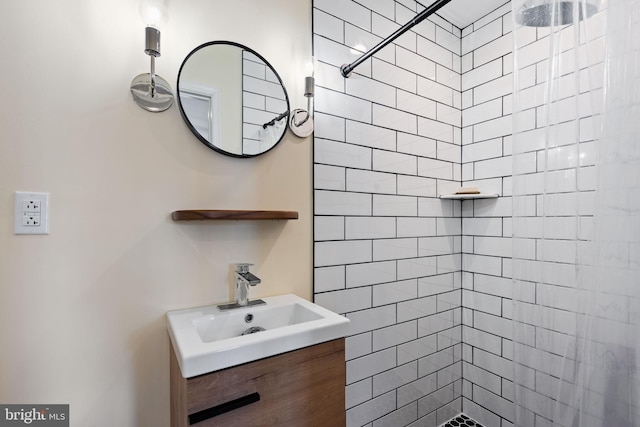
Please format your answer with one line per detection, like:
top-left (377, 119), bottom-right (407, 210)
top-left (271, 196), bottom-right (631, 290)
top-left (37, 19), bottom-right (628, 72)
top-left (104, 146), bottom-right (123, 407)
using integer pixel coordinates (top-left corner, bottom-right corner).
top-left (340, 0), bottom-right (453, 78)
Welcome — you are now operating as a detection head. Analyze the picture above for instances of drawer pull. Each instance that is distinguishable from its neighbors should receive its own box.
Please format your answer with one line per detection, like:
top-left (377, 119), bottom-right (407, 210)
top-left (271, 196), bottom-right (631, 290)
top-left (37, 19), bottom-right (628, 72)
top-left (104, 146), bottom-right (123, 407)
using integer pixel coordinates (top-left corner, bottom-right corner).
top-left (188, 392), bottom-right (261, 424)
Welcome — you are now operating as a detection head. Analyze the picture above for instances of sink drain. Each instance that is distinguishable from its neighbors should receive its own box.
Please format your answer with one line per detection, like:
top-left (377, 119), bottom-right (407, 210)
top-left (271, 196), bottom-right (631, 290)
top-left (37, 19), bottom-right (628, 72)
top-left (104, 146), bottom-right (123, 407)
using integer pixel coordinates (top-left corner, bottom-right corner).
top-left (241, 326), bottom-right (266, 335)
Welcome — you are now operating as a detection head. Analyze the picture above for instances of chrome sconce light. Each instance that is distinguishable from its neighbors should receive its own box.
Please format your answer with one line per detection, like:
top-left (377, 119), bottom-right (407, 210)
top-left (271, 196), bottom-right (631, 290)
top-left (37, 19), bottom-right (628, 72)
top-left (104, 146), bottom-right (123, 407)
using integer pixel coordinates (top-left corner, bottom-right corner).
top-left (289, 75), bottom-right (315, 138)
top-left (130, 0), bottom-right (174, 112)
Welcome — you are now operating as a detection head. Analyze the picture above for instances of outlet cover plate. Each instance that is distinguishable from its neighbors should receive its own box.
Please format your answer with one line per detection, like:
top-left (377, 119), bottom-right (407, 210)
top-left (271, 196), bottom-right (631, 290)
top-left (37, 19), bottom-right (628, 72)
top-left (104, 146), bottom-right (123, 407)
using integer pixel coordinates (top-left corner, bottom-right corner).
top-left (14, 191), bottom-right (49, 235)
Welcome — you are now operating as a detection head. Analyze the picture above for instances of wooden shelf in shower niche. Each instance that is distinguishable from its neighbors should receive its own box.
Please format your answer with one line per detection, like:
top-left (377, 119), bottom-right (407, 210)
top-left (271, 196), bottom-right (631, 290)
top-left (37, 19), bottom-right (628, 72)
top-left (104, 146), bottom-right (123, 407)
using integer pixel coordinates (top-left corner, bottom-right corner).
top-left (439, 193), bottom-right (499, 200)
top-left (171, 210), bottom-right (299, 221)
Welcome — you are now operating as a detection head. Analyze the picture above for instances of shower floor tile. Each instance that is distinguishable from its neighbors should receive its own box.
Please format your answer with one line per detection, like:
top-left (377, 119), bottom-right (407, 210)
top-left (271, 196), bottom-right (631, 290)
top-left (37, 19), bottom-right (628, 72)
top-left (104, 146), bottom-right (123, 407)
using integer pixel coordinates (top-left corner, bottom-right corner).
top-left (440, 413), bottom-right (484, 427)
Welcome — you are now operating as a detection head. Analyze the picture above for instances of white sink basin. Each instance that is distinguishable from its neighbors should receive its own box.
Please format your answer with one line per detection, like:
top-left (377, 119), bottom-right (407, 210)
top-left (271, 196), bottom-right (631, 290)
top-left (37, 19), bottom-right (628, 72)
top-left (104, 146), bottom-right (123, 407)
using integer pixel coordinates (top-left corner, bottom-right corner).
top-left (167, 294), bottom-right (350, 378)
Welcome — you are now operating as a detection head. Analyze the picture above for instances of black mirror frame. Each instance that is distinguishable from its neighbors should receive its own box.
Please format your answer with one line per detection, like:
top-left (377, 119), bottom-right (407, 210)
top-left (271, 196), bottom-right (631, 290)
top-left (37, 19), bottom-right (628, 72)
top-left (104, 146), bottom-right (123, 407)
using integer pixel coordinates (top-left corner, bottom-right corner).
top-left (176, 40), bottom-right (290, 158)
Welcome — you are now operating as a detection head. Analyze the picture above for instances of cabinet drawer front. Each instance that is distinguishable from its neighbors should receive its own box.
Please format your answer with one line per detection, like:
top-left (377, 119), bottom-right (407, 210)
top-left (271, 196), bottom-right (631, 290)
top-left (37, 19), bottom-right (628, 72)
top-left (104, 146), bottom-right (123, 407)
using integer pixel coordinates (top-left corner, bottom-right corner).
top-left (184, 339), bottom-right (345, 426)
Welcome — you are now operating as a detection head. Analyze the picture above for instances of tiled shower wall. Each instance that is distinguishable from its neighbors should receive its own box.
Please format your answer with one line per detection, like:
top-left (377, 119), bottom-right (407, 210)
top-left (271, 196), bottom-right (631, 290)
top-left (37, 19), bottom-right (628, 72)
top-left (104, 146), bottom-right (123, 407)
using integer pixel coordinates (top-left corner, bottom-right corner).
top-left (242, 50), bottom-right (288, 154)
top-left (459, 3), bottom-right (515, 427)
top-left (460, 3), bottom-right (604, 426)
top-left (314, 1), bottom-right (606, 426)
top-left (312, 0), bottom-right (464, 425)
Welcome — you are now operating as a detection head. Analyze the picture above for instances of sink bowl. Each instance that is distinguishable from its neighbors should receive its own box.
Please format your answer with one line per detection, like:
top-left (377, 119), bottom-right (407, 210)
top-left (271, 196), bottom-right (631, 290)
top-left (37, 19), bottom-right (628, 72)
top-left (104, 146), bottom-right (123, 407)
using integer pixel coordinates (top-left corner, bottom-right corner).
top-left (167, 294), bottom-right (350, 378)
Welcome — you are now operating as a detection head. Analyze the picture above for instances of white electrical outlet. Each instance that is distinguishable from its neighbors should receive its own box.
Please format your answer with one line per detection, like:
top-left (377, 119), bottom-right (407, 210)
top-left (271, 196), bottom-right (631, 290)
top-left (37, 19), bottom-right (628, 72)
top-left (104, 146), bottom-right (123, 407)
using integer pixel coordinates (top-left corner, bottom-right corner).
top-left (14, 192), bottom-right (49, 235)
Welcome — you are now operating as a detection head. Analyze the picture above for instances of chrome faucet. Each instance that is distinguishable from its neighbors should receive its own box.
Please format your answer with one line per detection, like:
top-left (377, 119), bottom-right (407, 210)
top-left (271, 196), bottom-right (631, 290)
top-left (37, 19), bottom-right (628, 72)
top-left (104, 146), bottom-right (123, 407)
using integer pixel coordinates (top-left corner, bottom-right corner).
top-left (234, 263), bottom-right (261, 306)
top-left (217, 263), bottom-right (266, 311)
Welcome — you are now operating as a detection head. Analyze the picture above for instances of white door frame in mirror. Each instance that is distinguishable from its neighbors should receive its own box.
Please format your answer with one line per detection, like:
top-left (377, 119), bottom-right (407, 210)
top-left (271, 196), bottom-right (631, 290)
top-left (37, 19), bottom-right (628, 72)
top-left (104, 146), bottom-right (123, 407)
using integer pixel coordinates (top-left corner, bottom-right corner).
top-left (179, 82), bottom-right (222, 150)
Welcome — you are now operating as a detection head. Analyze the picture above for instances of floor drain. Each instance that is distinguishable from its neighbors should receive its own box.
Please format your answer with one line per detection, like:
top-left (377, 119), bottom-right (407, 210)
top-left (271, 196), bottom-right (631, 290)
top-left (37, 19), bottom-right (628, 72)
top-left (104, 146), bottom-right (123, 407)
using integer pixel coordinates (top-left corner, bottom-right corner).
top-left (442, 414), bottom-right (484, 427)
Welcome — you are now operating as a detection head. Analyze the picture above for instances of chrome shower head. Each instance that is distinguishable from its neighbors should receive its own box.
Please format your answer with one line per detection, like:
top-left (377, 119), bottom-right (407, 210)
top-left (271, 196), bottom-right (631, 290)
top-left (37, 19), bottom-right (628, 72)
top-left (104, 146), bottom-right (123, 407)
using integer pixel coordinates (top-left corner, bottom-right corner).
top-left (515, 0), bottom-right (599, 27)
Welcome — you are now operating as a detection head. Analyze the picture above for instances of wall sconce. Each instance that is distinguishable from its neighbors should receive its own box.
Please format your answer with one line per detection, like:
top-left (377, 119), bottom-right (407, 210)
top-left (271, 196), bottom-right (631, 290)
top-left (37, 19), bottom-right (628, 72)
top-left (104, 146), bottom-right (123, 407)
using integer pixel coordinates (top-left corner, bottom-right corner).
top-left (130, 0), bottom-right (174, 112)
top-left (289, 76), bottom-right (314, 137)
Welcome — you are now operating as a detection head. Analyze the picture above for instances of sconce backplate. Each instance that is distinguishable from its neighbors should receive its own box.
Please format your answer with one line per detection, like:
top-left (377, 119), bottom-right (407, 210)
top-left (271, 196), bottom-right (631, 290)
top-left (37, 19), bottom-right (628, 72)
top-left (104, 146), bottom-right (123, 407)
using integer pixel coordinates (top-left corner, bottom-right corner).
top-left (289, 109), bottom-right (314, 138)
top-left (131, 73), bottom-right (174, 112)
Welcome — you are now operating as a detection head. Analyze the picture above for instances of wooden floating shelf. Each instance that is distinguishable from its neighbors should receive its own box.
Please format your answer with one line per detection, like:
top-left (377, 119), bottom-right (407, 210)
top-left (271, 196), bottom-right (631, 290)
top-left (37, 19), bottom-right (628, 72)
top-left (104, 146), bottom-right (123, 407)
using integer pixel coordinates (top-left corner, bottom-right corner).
top-left (171, 210), bottom-right (299, 221)
top-left (439, 194), bottom-right (499, 200)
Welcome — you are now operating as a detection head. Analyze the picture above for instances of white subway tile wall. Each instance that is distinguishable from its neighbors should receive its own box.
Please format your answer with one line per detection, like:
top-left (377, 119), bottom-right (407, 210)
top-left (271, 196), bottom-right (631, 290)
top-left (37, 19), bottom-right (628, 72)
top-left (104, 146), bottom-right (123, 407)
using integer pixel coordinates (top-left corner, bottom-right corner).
top-left (508, 6), bottom-right (607, 427)
top-left (462, 2), bottom-right (605, 426)
top-left (241, 51), bottom-right (288, 154)
top-left (313, 1), bottom-right (464, 425)
top-left (460, 3), bottom-right (515, 426)
top-left (313, 1), bottom-right (602, 426)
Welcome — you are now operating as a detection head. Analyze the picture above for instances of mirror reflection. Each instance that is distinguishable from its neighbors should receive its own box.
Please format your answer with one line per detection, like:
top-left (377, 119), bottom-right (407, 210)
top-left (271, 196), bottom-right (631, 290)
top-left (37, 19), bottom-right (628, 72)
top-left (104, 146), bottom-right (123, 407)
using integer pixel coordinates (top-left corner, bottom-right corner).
top-left (177, 41), bottom-right (290, 157)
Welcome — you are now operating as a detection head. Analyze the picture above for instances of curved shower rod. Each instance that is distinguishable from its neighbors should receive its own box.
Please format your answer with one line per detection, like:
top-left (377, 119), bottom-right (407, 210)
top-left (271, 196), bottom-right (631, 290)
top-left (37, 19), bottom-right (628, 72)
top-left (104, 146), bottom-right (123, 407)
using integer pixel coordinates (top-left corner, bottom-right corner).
top-left (340, 0), bottom-right (453, 78)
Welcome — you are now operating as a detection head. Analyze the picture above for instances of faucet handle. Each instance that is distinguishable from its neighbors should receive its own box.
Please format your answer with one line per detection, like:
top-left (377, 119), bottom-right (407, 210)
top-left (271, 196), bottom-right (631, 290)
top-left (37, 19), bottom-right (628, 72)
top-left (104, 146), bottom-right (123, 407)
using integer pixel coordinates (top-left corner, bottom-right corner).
top-left (235, 263), bottom-right (254, 274)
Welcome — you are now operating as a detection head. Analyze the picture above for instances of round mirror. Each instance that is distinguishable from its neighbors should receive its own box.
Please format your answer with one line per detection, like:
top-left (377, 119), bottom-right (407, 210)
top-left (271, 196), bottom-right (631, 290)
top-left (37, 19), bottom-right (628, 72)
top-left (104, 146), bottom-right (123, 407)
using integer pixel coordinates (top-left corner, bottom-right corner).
top-left (177, 41), bottom-right (290, 157)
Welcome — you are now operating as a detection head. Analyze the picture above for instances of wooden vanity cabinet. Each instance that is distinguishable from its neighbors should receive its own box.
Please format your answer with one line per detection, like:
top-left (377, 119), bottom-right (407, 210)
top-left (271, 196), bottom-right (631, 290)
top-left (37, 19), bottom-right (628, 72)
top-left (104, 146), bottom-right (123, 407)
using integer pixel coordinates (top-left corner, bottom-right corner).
top-left (170, 338), bottom-right (346, 426)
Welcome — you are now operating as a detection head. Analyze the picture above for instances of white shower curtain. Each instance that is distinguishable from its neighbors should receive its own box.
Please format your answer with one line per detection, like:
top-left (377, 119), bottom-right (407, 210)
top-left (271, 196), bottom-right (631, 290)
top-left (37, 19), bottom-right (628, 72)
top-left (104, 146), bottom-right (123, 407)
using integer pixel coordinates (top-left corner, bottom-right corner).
top-left (512, 0), bottom-right (640, 426)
